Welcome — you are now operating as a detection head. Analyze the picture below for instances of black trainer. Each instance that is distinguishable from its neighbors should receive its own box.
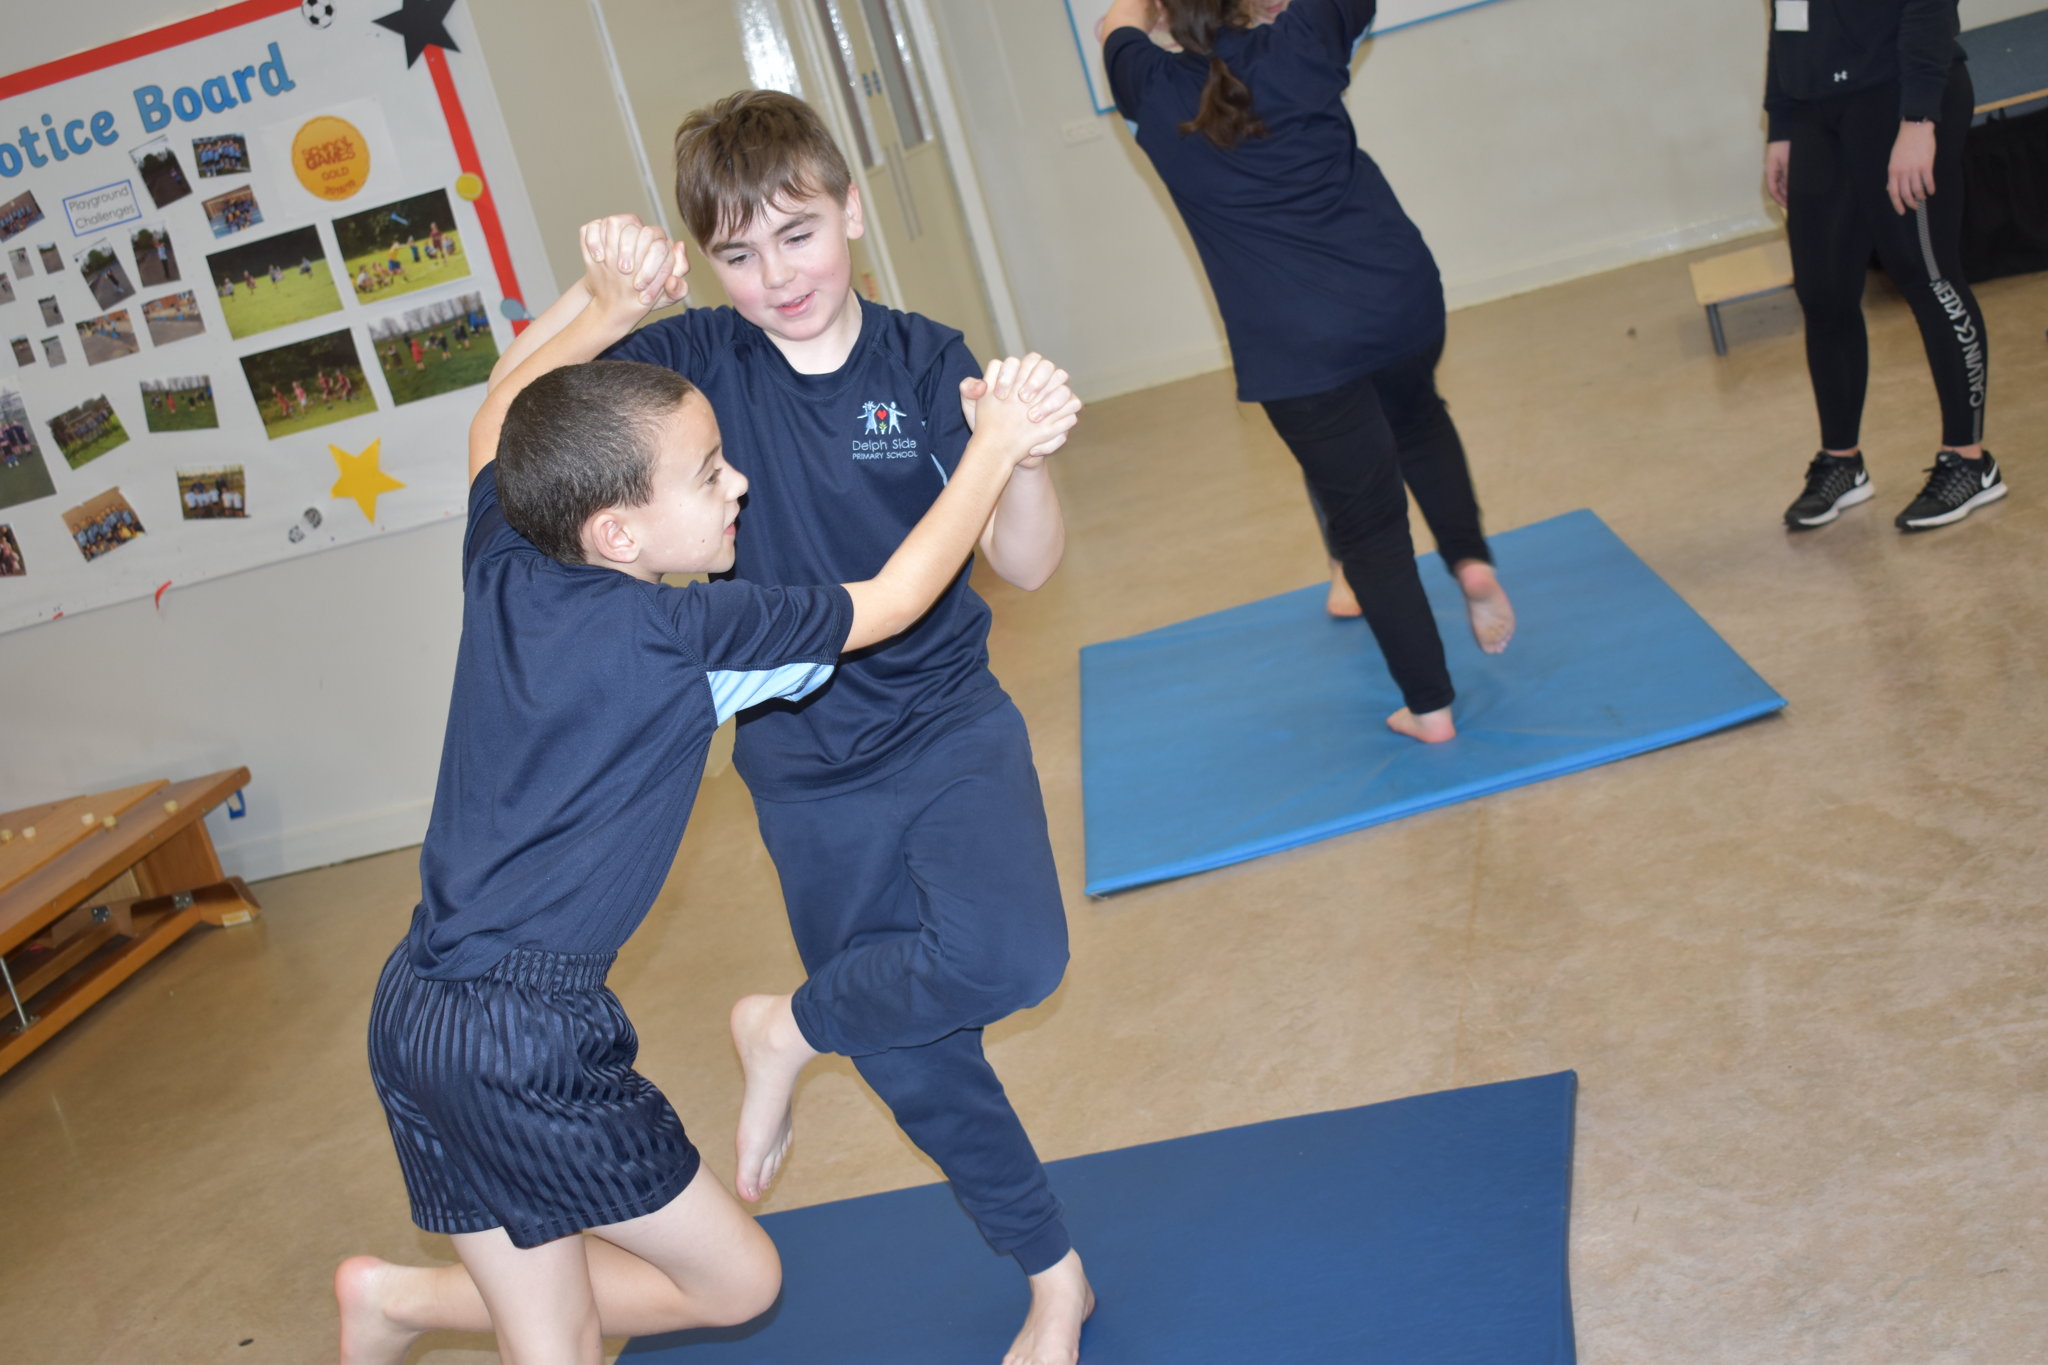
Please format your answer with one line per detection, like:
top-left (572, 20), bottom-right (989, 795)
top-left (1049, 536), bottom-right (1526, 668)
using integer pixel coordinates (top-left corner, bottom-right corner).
top-left (1784, 452), bottom-right (1873, 529)
top-left (1895, 450), bottom-right (2007, 531)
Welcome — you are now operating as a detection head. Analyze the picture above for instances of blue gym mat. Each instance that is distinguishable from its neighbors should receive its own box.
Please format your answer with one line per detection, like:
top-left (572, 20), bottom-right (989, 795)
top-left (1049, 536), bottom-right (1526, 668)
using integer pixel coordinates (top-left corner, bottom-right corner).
top-left (1079, 508), bottom-right (1784, 895)
top-left (626, 1071), bottom-right (1578, 1364)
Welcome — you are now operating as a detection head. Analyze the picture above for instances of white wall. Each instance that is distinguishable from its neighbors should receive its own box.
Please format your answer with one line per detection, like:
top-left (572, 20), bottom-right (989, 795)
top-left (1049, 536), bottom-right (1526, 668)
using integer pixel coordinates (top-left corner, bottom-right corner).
top-left (926, 0), bottom-right (2039, 399)
top-left (7, 0), bottom-right (2033, 878)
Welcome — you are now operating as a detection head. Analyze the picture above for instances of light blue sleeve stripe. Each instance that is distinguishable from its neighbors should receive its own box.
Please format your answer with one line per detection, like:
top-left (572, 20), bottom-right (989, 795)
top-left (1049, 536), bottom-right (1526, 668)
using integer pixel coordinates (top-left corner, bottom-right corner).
top-left (706, 661), bottom-right (835, 724)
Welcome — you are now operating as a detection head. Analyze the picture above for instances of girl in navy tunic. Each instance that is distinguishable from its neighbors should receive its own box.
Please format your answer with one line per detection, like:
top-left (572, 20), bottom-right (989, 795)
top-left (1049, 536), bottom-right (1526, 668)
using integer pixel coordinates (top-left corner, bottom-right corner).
top-left (1102, 0), bottom-right (1512, 743)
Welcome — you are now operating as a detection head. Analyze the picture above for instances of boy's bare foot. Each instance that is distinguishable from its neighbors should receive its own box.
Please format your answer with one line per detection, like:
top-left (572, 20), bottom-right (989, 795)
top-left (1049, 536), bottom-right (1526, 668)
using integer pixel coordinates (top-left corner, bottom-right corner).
top-left (730, 994), bottom-right (819, 1202)
top-left (1003, 1250), bottom-right (1094, 1365)
top-left (1387, 705), bottom-right (1456, 743)
top-left (1454, 559), bottom-right (1514, 654)
top-left (1325, 559), bottom-right (1361, 618)
top-left (335, 1256), bottom-right (423, 1365)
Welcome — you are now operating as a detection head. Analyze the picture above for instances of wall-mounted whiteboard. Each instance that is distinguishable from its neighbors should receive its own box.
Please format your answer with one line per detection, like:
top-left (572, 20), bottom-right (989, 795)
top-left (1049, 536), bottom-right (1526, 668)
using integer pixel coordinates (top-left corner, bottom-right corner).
top-left (1064, 0), bottom-right (1520, 115)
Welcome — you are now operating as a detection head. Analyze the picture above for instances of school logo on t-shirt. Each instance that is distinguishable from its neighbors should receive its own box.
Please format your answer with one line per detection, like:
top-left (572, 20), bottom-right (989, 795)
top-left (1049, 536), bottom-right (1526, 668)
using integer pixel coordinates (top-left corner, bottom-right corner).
top-left (853, 399), bottom-right (919, 461)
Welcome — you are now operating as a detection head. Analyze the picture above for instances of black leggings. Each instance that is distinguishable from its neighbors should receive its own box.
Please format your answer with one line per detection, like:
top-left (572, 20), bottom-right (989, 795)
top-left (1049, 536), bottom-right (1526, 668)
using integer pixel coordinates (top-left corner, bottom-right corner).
top-left (1787, 64), bottom-right (1988, 451)
top-left (1262, 332), bottom-right (1490, 716)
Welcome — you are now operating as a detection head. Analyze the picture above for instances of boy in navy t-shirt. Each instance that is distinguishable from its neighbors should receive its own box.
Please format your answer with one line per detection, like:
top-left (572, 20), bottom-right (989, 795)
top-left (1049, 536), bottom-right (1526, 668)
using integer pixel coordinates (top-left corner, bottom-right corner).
top-left (493, 91), bottom-right (1093, 1364)
top-left (334, 219), bottom-right (1064, 1365)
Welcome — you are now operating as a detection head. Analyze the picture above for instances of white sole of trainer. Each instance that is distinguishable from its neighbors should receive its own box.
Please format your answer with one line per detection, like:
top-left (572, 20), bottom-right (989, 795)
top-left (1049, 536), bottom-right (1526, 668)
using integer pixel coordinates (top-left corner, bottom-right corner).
top-left (1790, 480), bottom-right (1874, 527)
top-left (1901, 480), bottom-right (2008, 530)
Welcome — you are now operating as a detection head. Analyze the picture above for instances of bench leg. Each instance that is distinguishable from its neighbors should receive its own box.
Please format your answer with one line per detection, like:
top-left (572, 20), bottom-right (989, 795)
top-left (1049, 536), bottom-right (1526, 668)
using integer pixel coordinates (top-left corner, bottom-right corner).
top-left (1707, 304), bottom-right (1728, 356)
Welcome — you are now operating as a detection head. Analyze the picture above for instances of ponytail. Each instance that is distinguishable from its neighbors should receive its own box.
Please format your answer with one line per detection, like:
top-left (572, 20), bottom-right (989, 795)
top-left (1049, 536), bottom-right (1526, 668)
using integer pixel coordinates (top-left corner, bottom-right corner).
top-left (1164, 0), bottom-right (1269, 150)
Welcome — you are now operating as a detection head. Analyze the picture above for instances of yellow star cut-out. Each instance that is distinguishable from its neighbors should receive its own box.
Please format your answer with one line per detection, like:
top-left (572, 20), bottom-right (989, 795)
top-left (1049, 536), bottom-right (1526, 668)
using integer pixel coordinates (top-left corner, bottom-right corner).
top-left (328, 438), bottom-right (406, 522)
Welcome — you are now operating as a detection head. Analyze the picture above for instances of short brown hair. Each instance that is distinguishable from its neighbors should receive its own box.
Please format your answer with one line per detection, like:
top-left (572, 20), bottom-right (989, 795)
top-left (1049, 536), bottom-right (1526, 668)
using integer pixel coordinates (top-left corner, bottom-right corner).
top-left (672, 90), bottom-right (853, 247)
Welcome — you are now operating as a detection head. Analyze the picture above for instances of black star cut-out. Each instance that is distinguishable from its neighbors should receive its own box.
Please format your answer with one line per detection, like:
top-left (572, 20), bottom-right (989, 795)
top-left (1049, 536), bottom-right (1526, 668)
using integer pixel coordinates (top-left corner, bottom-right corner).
top-left (374, 0), bottom-right (460, 67)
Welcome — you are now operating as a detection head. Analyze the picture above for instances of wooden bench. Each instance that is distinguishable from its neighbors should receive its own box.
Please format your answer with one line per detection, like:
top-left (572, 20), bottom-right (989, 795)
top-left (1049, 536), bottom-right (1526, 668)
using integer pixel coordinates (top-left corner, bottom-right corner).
top-left (0, 767), bottom-right (260, 1078)
top-left (1689, 237), bottom-right (1795, 355)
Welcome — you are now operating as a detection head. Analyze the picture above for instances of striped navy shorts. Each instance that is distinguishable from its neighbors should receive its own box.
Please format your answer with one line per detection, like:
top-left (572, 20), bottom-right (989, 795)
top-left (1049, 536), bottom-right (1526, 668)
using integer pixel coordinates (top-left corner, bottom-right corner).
top-left (368, 942), bottom-right (700, 1249)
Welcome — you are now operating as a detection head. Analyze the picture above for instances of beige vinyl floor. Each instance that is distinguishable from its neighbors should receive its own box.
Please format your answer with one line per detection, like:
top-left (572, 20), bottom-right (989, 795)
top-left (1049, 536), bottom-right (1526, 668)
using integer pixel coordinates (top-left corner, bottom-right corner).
top-left (4, 244), bottom-right (2044, 1363)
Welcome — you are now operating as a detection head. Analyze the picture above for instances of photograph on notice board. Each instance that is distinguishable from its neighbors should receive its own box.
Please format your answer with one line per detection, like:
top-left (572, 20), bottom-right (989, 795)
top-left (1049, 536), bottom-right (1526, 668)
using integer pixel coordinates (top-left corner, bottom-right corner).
top-left (74, 238), bottom-right (135, 309)
top-left (49, 394), bottom-right (128, 468)
top-left (42, 336), bottom-right (65, 367)
top-left (0, 388), bottom-right (56, 511)
top-left (36, 242), bottom-right (62, 273)
top-left (177, 464), bottom-right (246, 519)
top-left (76, 309), bottom-right (141, 367)
top-left (130, 134), bottom-right (194, 209)
top-left (64, 486), bottom-right (146, 562)
top-left (0, 523), bottom-right (24, 577)
top-left (207, 226), bottom-right (340, 340)
top-left (142, 291), bottom-right (205, 347)
top-left (7, 337), bottom-right (30, 367)
top-left (193, 133), bottom-right (251, 178)
top-left (370, 292), bottom-right (497, 406)
top-left (202, 184), bottom-right (263, 238)
top-left (37, 296), bottom-right (60, 327)
top-left (0, 191), bottom-right (44, 244)
top-left (0, 273), bottom-right (13, 305)
top-left (334, 189), bottom-right (468, 304)
top-left (8, 248), bottom-right (30, 279)
top-left (141, 375), bottom-right (218, 433)
top-left (239, 328), bottom-right (375, 439)
top-left (132, 224), bottom-right (181, 287)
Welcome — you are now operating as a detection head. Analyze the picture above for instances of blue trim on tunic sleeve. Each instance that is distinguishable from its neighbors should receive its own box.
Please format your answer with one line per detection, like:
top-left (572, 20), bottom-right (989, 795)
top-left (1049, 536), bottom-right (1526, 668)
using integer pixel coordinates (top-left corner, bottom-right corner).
top-left (706, 661), bottom-right (836, 724)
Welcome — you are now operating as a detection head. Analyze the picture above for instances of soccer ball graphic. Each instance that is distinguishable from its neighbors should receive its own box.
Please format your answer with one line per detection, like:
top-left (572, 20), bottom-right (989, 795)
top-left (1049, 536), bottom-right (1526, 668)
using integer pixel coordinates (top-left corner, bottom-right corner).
top-left (302, 0), bottom-right (336, 27)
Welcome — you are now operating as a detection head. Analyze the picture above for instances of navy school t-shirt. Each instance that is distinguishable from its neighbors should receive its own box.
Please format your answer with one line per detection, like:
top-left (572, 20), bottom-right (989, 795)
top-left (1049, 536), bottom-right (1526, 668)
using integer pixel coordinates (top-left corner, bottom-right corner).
top-left (604, 296), bottom-right (1006, 800)
top-left (1105, 0), bottom-right (1444, 403)
top-left (407, 464), bottom-right (853, 979)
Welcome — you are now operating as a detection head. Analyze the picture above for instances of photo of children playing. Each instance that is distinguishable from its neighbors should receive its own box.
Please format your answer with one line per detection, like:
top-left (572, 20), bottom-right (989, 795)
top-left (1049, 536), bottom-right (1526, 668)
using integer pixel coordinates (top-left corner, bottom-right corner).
top-left (0, 273), bottom-right (14, 304)
top-left (133, 225), bottom-right (180, 287)
top-left (9, 337), bottom-right (30, 366)
top-left (207, 226), bottom-right (341, 340)
top-left (176, 464), bottom-right (246, 519)
top-left (37, 243), bottom-right (62, 273)
top-left (368, 291), bottom-right (497, 407)
top-left (42, 336), bottom-right (65, 367)
top-left (0, 191), bottom-right (43, 243)
top-left (38, 297), bottom-right (60, 326)
top-left (10, 247), bottom-right (32, 279)
top-left (49, 394), bottom-right (129, 469)
top-left (0, 523), bottom-right (23, 577)
top-left (142, 291), bottom-right (205, 347)
top-left (129, 134), bottom-right (192, 209)
top-left (333, 188), bottom-right (467, 305)
top-left (63, 486), bottom-right (145, 562)
top-left (141, 375), bottom-right (217, 434)
top-left (239, 328), bottom-right (375, 439)
top-left (203, 184), bottom-right (262, 238)
top-left (75, 309), bottom-right (140, 366)
top-left (75, 239), bottom-right (135, 310)
top-left (192, 133), bottom-right (250, 178)
top-left (0, 387), bottom-right (56, 511)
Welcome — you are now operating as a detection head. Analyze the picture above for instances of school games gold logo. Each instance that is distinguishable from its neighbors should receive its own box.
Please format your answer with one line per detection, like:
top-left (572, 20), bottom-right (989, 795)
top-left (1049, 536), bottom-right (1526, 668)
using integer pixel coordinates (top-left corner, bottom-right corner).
top-left (292, 114), bottom-right (368, 201)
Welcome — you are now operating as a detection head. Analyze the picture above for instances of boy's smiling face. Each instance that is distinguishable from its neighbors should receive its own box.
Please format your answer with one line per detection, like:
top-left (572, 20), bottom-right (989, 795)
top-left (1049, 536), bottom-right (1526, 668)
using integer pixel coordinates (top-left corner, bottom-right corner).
top-left (596, 393), bottom-right (747, 580)
top-left (702, 186), bottom-right (865, 363)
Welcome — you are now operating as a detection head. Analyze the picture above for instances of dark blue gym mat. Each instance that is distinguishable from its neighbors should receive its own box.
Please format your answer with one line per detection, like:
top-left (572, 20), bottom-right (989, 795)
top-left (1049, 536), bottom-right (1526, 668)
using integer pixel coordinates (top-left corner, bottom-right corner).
top-left (626, 1071), bottom-right (1578, 1364)
top-left (1079, 508), bottom-right (1785, 895)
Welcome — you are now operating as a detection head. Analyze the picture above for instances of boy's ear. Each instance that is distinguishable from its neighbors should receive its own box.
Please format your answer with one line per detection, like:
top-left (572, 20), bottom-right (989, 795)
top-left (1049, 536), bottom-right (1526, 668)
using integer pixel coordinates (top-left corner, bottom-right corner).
top-left (582, 507), bottom-right (641, 567)
top-left (843, 183), bottom-right (866, 241)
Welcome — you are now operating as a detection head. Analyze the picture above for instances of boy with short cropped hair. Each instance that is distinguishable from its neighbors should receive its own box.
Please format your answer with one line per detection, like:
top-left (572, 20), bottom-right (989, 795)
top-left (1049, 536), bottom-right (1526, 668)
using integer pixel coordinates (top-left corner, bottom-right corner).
top-left (493, 90), bottom-right (1092, 1365)
top-left (333, 219), bottom-right (1064, 1365)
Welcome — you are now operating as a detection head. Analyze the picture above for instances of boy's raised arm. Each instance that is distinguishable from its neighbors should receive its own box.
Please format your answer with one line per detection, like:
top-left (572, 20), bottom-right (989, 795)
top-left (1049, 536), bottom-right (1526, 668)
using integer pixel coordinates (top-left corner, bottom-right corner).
top-left (842, 356), bottom-right (1078, 650)
top-left (469, 219), bottom-right (685, 479)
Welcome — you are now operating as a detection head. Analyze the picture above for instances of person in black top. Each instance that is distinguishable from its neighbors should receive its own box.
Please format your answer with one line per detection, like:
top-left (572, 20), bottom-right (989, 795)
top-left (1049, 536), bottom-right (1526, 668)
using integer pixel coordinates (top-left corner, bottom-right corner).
top-left (1765, 0), bottom-right (2006, 531)
top-left (1103, 0), bottom-right (1513, 746)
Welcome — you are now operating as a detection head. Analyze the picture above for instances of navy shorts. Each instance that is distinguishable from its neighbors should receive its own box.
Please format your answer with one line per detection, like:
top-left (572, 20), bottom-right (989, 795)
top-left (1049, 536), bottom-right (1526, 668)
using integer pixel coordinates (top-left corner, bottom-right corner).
top-left (368, 942), bottom-right (699, 1249)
